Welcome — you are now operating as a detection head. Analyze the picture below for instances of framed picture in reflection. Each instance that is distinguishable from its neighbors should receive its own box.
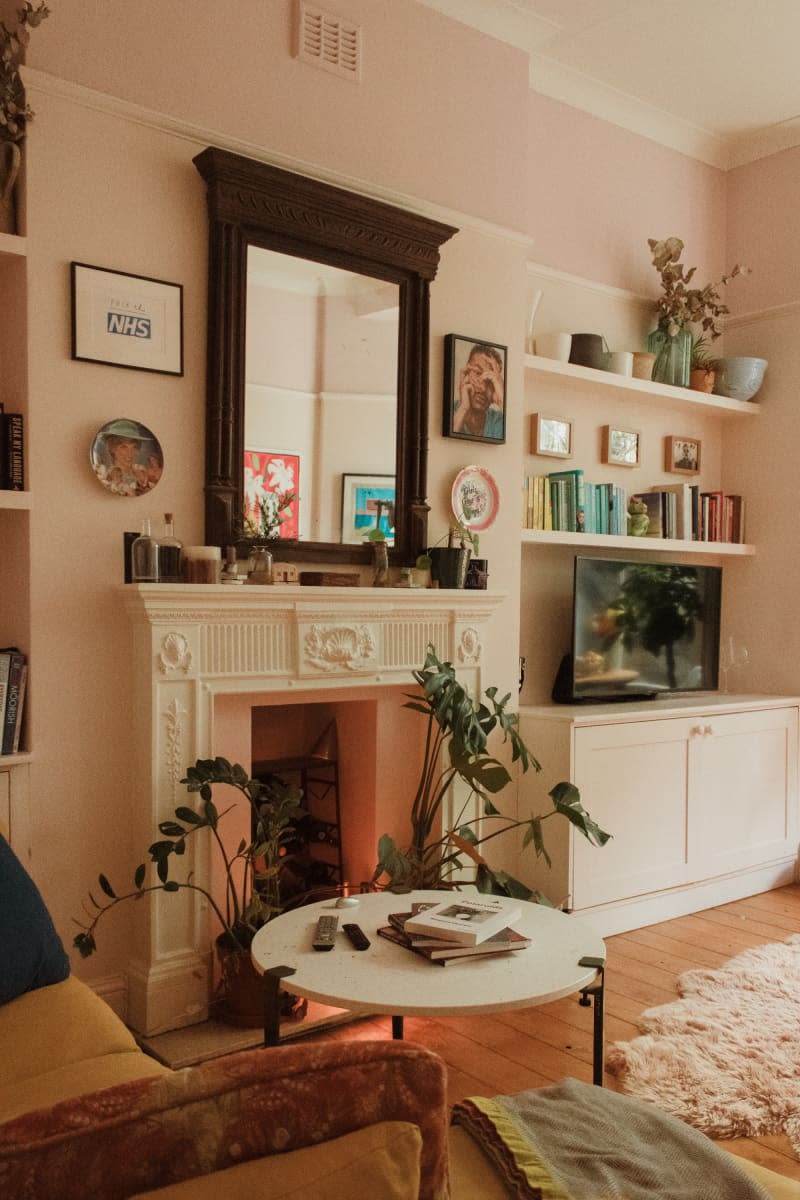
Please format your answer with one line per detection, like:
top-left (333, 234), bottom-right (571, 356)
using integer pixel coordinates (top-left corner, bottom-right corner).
top-left (244, 449), bottom-right (300, 540)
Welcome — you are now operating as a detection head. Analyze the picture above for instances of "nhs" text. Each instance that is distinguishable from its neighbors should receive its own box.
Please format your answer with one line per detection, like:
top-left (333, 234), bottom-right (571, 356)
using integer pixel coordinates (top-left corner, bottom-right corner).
top-left (107, 312), bottom-right (152, 339)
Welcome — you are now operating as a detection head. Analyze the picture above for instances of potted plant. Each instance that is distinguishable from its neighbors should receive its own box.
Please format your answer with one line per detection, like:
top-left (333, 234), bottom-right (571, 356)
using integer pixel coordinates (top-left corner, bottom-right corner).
top-left (427, 526), bottom-right (476, 589)
top-left (0, 3), bottom-right (50, 234)
top-left (236, 490), bottom-right (297, 584)
top-left (647, 236), bottom-right (749, 388)
top-left (73, 757), bottom-right (306, 1026)
top-left (689, 335), bottom-right (717, 394)
top-left (372, 645), bottom-right (610, 898)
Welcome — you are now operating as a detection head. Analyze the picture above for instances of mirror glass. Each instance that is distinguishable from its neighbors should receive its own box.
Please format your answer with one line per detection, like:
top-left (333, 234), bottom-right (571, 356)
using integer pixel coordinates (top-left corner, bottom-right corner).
top-left (245, 247), bottom-right (398, 546)
top-left (194, 146), bottom-right (456, 566)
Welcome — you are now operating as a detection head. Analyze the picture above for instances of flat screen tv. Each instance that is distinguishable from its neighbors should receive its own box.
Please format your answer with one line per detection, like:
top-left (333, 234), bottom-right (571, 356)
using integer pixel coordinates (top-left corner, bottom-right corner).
top-left (553, 556), bottom-right (722, 703)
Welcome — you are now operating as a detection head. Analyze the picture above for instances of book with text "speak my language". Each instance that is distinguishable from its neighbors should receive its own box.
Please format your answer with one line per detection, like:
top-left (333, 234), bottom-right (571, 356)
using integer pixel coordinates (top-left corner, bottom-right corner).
top-left (403, 897), bottom-right (522, 946)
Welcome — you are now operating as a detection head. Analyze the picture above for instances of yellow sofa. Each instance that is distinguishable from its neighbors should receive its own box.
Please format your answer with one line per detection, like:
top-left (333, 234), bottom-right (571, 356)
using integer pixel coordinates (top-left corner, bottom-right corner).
top-left (2, 825), bottom-right (798, 1199)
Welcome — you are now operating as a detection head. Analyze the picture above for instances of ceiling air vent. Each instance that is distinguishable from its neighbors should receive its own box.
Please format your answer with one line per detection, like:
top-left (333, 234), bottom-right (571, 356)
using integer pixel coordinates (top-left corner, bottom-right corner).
top-left (295, 2), bottom-right (362, 82)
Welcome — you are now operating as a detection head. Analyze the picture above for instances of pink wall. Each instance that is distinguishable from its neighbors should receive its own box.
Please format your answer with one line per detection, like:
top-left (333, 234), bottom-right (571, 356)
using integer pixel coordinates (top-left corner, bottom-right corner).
top-left (726, 146), bottom-right (800, 312)
top-left (525, 92), bottom-right (729, 294)
top-left (31, 0), bottom-right (532, 232)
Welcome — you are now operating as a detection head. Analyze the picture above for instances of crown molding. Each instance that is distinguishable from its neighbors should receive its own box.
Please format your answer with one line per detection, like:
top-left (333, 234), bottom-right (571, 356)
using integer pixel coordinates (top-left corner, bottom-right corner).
top-left (526, 260), bottom-right (652, 309)
top-left (528, 53), bottom-right (729, 170)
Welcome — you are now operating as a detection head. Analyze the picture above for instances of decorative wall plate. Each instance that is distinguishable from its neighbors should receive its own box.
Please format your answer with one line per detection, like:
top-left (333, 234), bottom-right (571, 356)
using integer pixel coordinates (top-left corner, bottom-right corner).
top-left (90, 417), bottom-right (163, 496)
top-left (451, 465), bottom-right (500, 532)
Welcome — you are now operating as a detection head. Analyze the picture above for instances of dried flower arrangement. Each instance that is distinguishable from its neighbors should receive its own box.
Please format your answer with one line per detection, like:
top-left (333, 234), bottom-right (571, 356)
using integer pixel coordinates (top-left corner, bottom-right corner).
top-left (649, 237), bottom-right (749, 339)
top-left (1, 3), bottom-right (50, 145)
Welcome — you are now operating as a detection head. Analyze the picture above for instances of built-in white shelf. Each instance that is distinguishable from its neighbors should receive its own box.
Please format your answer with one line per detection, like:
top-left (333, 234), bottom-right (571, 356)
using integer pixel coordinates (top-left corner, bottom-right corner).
top-left (0, 231), bottom-right (27, 260)
top-left (521, 527), bottom-right (754, 556)
top-left (524, 353), bottom-right (761, 417)
top-left (0, 491), bottom-right (31, 510)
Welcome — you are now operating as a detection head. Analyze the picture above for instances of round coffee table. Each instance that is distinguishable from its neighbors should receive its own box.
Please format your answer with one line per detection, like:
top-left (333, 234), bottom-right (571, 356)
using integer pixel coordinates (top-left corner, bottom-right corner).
top-left (251, 891), bottom-right (607, 1083)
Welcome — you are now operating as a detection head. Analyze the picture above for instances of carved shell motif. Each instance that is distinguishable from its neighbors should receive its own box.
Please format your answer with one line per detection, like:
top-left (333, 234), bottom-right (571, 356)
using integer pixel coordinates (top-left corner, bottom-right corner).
top-left (304, 623), bottom-right (378, 672)
top-left (158, 632), bottom-right (193, 675)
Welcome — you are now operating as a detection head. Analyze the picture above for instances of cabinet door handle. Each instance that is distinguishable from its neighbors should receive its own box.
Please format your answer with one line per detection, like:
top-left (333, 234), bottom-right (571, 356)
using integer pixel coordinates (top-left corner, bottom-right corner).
top-left (690, 725), bottom-right (704, 737)
top-left (704, 724), bottom-right (713, 736)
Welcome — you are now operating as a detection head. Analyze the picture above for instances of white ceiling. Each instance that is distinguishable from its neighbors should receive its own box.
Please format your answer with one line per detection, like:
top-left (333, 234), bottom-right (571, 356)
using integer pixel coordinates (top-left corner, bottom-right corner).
top-left (417, 0), bottom-right (800, 168)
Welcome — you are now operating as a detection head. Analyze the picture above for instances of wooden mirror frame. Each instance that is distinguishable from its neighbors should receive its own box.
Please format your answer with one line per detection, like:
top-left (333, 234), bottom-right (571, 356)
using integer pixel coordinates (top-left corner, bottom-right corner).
top-left (193, 147), bottom-right (457, 565)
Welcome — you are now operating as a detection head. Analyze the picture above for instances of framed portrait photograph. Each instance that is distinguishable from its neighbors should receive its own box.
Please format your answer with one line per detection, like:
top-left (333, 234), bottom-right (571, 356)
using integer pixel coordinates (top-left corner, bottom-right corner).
top-left (602, 424), bottom-right (641, 467)
top-left (71, 262), bottom-right (184, 376)
top-left (665, 435), bottom-right (702, 475)
top-left (341, 473), bottom-right (396, 545)
top-left (532, 413), bottom-right (573, 458)
top-left (443, 333), bottom-right (507, 444)
top-left (244, 449), bottom-right (300, 539)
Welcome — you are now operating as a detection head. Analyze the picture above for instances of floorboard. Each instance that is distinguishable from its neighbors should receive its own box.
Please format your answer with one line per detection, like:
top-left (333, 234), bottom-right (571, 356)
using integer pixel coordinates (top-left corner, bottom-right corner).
top-left (376, 884), bottom-right (800, 1182)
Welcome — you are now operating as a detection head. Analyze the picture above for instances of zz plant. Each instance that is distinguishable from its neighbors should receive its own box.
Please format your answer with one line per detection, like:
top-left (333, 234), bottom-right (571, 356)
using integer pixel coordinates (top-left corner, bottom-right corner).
top-left (372, 645), bottom-right (609, 899)
top-left (74, 757), bottom-right (305, 958)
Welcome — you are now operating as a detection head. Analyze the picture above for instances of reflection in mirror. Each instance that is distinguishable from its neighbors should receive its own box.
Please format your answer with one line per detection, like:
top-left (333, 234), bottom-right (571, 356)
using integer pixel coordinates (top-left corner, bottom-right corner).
top-left (193, 146), bottom-right (457, 566)
top-left (245, 248), bottom-right (398, 546)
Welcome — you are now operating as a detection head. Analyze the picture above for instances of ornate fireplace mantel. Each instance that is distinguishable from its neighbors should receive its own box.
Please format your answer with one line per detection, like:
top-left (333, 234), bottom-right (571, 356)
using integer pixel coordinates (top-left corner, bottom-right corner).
top-left (122, 584), bottom-right (507, 1035)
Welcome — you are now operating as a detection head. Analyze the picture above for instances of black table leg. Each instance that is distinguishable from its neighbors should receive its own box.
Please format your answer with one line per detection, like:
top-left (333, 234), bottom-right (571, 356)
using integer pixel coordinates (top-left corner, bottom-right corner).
top-left (392, 1015), bottom-right (404, 1040)
top-left (263, 965), bottom-right (297, 1047)
top-left (578, 961), bottom-right (605, 1086)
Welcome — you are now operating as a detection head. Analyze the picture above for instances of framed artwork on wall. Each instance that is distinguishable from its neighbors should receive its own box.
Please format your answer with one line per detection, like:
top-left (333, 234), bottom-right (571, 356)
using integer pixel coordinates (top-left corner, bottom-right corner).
top-left (71, 262), bottom-right (184, 376)
top-left (665, 436), bottom-right (702, 475)
top-left (244, 449), bottom-right (300, 539)
top-left (443, 333), bottom-right (507, 444)
top-left (602, 425), bottom-right (641, 467)
top-left (341, 473), bottom-right (396, 544)
top-left (532, 413), bottom-right (573, 458)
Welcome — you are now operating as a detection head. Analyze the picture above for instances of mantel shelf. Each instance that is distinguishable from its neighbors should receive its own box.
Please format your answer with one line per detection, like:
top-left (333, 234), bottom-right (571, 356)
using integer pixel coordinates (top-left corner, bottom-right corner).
top-left (524, 353), bottom-right (760, 417)
top-left (521, 528), bottom-right (754, 556)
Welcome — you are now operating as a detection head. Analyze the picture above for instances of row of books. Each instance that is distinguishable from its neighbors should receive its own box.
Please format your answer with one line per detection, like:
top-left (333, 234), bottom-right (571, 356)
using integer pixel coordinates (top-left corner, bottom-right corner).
top-left (522, 468), bottom-right (746, 543)
top-left (0, 408), bottom-right (24, 490)
top-left (0, 648), bottom-right (27, 755)
top-left (522, 470), bottom-right (627, 536)
top-left (377, 898), bottom-right (530, 967)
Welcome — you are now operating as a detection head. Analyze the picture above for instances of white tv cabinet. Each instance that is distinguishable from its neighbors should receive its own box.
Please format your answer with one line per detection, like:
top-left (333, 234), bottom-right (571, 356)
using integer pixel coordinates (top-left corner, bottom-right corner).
top-left (518, 694), bottom-right (799, 936)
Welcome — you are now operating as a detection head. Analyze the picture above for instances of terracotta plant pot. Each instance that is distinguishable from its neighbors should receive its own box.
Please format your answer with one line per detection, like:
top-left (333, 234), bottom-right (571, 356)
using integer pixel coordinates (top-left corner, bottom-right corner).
top-left (690, 367), bottom-right (716, 394)
top-left (214, 935), bottom-right (307, 1028)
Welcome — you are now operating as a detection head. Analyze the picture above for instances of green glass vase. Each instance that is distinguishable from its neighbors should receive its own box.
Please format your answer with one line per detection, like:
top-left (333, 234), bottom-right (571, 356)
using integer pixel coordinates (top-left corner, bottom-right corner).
top-left (647, 324), bottom-right (692, 388)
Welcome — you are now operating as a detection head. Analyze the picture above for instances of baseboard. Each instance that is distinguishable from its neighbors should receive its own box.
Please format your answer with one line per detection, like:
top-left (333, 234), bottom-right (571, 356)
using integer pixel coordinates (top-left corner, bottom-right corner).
top-left (573, 858), bottom-right (798, 938)
top-left (90, 972), bottom-right (128, 1020)
top-left (125, 951), bottom-right (212, 1038)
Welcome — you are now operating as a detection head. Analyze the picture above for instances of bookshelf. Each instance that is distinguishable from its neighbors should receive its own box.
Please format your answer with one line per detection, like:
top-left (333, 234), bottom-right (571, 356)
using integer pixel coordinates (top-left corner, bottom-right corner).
top-left (522, 354), bottom-right (757, 554)
top-left (0, 229), bottom-right (30, 778)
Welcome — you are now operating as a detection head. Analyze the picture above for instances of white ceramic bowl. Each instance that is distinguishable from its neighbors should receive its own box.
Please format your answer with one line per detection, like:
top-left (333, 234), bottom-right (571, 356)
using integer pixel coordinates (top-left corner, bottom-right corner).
top-left (713, 356), bottom-right (768, 402)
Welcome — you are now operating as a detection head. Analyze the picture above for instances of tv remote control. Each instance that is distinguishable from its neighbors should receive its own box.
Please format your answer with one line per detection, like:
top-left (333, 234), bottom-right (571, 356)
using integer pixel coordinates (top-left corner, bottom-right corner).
top-left (343, 923), bottom-right (370, 950)
top-left (312, 913), bottom-right (338, 950)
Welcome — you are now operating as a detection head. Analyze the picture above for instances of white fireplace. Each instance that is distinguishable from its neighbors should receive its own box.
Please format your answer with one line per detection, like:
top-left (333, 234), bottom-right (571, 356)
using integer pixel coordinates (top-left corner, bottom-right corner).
top-left (122, 583), bottom-right (507, 1035)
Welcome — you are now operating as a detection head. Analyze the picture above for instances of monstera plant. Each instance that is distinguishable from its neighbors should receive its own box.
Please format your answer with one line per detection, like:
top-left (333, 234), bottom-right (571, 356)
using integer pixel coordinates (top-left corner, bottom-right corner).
top-left (372, 645), bottom-right (609, 900)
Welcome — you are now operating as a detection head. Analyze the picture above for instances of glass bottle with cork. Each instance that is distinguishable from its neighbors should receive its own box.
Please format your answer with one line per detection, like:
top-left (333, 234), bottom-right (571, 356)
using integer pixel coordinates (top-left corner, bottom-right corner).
top-left (158, 513), bottom-right (183, 583)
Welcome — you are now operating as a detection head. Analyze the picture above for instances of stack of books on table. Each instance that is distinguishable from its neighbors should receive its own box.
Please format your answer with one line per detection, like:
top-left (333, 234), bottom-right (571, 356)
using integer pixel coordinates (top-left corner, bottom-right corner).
top-left (377, 898), bottom-right (530, 966)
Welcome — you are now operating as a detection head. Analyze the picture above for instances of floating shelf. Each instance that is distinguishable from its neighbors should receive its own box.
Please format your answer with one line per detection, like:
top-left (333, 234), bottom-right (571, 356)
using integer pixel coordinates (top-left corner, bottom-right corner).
top-left (0, 491), bottom-right (31, 511)
top-left (521, 528), bottom-right (754, 556)
top-left (524, 353), bottom-right (760, 417)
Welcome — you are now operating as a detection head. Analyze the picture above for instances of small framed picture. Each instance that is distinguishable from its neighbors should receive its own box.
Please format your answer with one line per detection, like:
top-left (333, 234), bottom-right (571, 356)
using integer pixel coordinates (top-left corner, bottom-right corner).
top-left (443, 333), bottom-right (507, 444)
top-left (71, 262), bottom-right (184, 376)
top-left (532, 413), bottom-right (573, 458)
top-left (341, 473), bottom-right (396, 544)
top-left (665, 436), bottom-right (702, 475)
top-left (602, 425), bottom-right (641, 467)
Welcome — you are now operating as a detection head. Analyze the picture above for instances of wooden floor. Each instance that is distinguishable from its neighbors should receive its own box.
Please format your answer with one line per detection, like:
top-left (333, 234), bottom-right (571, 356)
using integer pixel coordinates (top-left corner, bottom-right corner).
top-left (317, 884), bottom-right (800, 1182)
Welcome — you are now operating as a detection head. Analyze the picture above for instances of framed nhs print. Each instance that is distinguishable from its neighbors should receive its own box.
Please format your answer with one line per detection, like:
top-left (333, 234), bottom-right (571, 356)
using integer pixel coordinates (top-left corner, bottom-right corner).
top-left (443, 333), bottom-right (507, 444)
top-left (71, 262), bottom-right (184, 376)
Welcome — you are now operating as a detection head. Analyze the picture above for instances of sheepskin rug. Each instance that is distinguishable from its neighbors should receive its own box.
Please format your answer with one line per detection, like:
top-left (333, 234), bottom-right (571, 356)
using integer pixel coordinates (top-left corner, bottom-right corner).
top-left (605, 934), bottom-right (800, 1155)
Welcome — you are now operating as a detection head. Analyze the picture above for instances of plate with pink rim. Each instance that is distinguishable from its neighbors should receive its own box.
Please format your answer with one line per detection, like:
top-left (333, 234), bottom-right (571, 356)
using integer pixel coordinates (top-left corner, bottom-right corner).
top-left (451, 465), bottom-right (500, 532)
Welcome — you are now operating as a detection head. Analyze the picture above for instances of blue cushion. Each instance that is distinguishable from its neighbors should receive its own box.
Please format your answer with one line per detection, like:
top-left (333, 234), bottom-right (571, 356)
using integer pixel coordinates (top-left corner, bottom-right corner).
top-left (0, 834), bottom-right (69, 1006)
